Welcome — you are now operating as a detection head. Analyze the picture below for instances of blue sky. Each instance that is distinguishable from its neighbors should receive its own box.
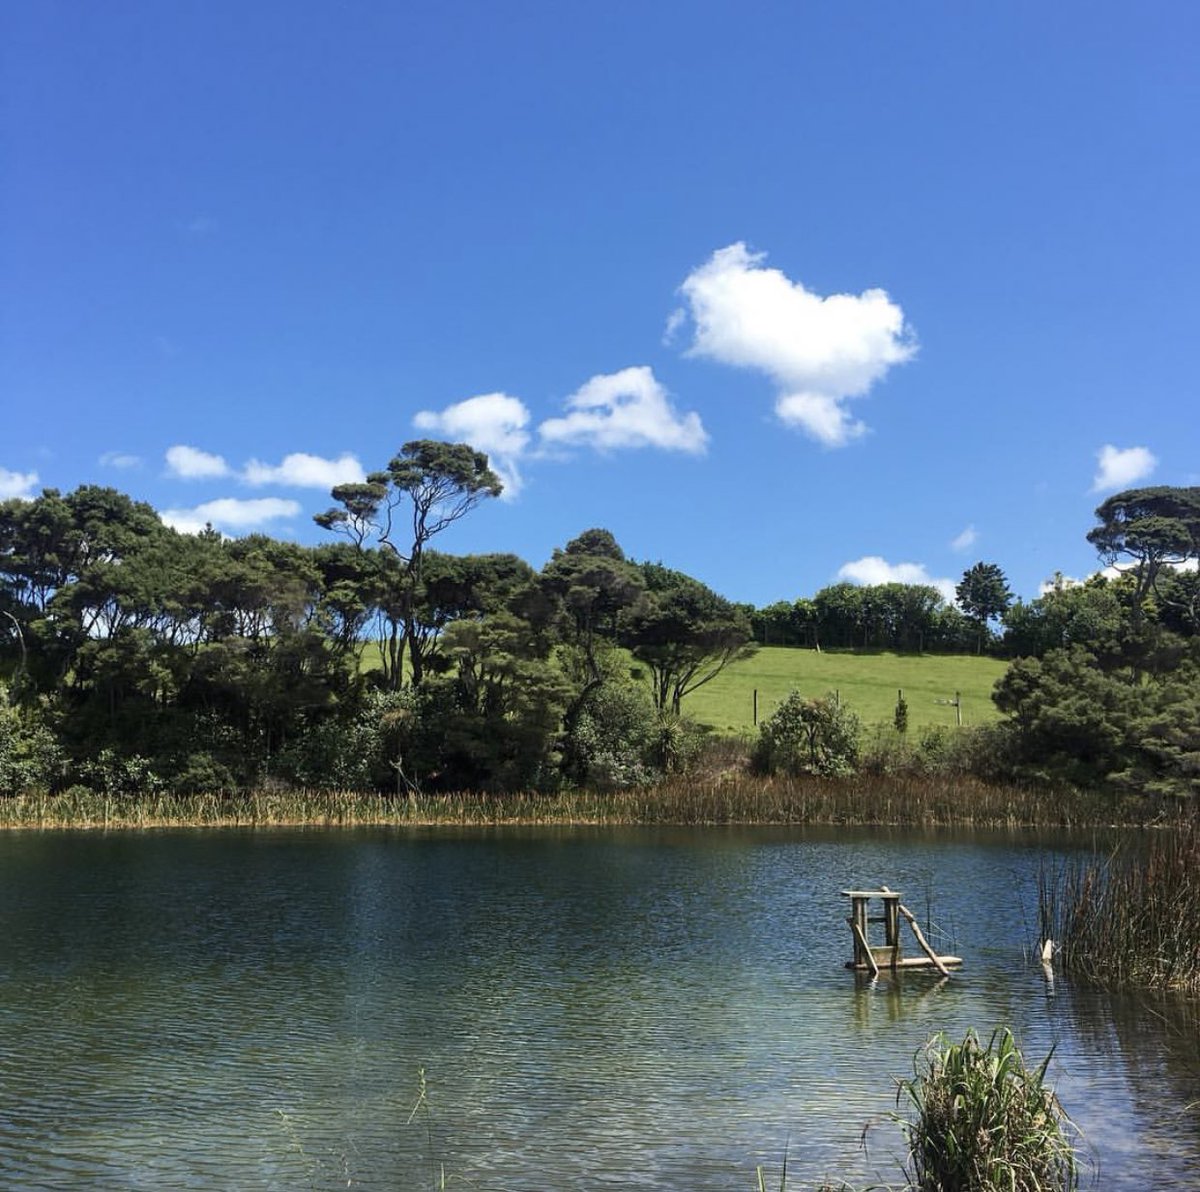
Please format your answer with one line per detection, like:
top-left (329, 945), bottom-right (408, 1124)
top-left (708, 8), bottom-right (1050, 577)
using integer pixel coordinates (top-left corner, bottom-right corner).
top-left (4, 2), bottom-right (1197, 607)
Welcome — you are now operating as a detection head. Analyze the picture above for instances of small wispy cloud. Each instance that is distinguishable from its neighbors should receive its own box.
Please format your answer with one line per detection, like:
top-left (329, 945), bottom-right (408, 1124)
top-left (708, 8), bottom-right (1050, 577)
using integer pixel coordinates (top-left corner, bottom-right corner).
top-left (538, 366), bottom-right (708, 455)
top-left (165, 445), bottom-right (230, 480)
top-left (1092, 444), bottom-right (1157, 493)
top-left (184, 215), bottom-right (218, 235)
top-left (675, 243), bottom-right (916, 446)
top-left (414, 393), bottom-right (531, 499)
top-left (243, 452), bottom-right (365, 490)
top-left (99, 451), bottom-right (142, 470)
top-left (159, 497), bottom-right (301, 536)
top-left (950, 524), bottom-right (978, 552)
top-left (0, 467), bottom-right (38, 501)
top-left (837, 556), bottom-right (957, 605)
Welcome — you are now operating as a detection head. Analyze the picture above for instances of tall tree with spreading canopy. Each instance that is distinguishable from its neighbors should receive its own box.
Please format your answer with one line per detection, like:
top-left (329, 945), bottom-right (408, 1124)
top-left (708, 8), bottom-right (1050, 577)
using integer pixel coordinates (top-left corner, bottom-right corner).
top-left (315, 441), bottom-right (502, 685)
top-left (1087, 486), bottom-right (1200, 628)
top-left (621, 563), bottom-right (755, 715)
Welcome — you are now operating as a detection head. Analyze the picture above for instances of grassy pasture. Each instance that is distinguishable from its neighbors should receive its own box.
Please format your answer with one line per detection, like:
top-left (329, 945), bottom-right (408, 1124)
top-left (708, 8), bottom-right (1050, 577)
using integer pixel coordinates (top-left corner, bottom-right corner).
top-left (683, 647), bottom-right (1009, 734)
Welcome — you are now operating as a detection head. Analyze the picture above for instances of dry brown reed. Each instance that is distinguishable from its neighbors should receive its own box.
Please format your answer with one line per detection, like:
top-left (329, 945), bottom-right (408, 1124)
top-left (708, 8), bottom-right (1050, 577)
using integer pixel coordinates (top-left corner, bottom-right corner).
top-left (0, 773), bottom-right (1171, 832)
top-left (1042, 829), bottom-right (1200, 994)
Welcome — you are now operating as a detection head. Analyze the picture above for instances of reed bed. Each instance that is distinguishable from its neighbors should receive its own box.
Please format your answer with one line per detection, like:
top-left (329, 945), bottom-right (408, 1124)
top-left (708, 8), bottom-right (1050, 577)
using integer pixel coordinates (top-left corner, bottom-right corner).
top-left (1041, 829), bottom-right (1200, 993)
top-left (0, 774), bottom-right (1169, 831)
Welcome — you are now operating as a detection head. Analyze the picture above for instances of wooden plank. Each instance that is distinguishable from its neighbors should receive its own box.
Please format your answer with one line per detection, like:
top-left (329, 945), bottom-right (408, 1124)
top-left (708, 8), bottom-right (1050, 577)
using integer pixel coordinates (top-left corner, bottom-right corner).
top-left (852, 920), bottom-right (879, 977)
top-left (897, 902), bottom-right (953, 977)
top-left (845, 956), bottom-right (962, 971)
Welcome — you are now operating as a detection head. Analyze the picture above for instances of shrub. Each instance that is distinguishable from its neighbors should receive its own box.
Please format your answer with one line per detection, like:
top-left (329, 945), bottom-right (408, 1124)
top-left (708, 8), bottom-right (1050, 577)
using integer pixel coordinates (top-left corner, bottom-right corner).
top-left (170, 751), bottom-right (238, 796)
top-left (754, 691), bottom-right (860, 777)
top-left (0, 694), bottom-right (66, 795)
top-left (565, 679), bottom-right (659, 789)
top-left (896, 1028), bottom-right (1078, 1191)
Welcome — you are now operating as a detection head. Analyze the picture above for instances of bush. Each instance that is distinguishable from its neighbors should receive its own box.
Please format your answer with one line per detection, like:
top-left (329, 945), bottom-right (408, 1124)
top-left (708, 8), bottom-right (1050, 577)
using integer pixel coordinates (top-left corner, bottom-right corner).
top-left (0, 694), bottom-right (66, 795)
top-left (896, 1028), bottom-right (1078, 1191)
top-left (273, 688), bottom-right (426, 792)
top-left (75, 748), bottom-right (163, 797)
top-left (170, 751), bottom-right (238, 796)
top-left (565, 680), bottom-right (659, 789)
top-left (753, 691), bottom-right (860, 777)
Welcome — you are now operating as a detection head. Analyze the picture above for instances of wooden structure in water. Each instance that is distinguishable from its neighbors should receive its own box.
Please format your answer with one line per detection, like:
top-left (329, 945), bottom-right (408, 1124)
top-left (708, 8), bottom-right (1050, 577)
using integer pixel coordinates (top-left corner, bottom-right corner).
top-left (841, 887), bottom-right (962, 976)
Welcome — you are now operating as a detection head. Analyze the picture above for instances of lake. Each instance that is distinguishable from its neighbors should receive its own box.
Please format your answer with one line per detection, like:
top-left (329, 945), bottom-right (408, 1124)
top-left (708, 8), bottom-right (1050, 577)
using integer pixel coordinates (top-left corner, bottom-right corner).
top-left (1, 825), bottom-right (1197, 1189)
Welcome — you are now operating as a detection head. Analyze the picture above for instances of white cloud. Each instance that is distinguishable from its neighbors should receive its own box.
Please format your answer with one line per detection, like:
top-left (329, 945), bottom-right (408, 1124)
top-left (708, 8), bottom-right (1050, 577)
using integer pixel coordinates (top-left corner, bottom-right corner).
top-left (160, 497), bottom-right (301, 535)
top-left (165, 444), bottom-right (230, 480)
top-left (99, 451), bottom-right (142, 470)
top-left (662, 307), bottom-right (686, 345)
top-left (414, 392), bottom-right (532, 499)
top-left (243, 452), bottom-right (365, 489)
top-left (1092, 444), bottom-right (1157, 493)
top-left (837, 556), bottom-right (957, 604)
top-left (0, 467), bottom-right (38, 500)
top-left (676, 242), bottom-right (916, 446)
top-left (538, 366), bottom-right (708, 455)
top-left (950, 524), bottom-right (978, 552)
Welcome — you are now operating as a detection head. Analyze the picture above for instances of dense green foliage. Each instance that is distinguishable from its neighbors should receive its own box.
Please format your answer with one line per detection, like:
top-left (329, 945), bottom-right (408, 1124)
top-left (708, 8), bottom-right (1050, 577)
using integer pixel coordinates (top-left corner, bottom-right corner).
top-left (0, 455), bottom-right (749, 795)
top-left (753, 691), bottom-right (860, 777)
top-left (1, 465), bottom-right (1197, 802)
top-left (957, 561), bottom-right (1014, 654)
top-left (752, 582), bottom-right (976, 652)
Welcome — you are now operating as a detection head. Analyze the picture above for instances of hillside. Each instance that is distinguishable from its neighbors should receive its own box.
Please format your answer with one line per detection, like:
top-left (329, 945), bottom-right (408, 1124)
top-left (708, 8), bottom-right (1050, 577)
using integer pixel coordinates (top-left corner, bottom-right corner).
top-left (682, 647), bottom-right (1009, 734)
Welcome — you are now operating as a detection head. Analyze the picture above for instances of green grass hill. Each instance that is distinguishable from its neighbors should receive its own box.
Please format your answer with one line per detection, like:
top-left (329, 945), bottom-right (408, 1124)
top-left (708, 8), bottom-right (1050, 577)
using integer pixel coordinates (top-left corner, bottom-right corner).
top-left (683, 647), bottom-right (1008, 735)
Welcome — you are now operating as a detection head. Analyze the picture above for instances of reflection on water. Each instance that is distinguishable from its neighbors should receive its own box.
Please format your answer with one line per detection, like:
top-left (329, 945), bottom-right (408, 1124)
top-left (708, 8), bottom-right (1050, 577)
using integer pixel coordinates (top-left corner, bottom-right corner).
top-left (0, 825), bottom-right (1197, 1188)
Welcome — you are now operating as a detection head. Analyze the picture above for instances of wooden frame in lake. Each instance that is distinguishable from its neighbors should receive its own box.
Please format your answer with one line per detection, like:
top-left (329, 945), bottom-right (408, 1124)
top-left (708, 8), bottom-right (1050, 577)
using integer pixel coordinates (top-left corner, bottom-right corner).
top-left (841, 887), bottom-right (962, 976)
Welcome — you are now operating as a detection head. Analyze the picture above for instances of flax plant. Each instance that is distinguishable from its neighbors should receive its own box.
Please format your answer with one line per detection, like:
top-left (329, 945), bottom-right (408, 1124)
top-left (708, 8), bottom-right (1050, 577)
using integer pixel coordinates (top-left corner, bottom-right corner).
top-left (895, 1029), bottom-right (1077, 1192)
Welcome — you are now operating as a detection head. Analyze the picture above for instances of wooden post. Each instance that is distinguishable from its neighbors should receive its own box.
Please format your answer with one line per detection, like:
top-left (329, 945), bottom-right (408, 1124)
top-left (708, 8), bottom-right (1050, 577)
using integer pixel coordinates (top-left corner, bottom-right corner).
top-left (955, 691), bottom-right (962, 728)
top-left (753, 688), bottom-right (758, 726)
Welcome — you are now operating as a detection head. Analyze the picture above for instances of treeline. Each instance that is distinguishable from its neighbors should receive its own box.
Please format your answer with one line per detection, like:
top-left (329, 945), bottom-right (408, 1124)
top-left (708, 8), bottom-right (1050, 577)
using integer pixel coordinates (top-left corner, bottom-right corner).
top-left (753, 487), bottom-right (1200, 798)
top-left (0, 443), bottom-right (754, 795)
top-left (752, 584), bottom-right (977, 652)
top-left (988, 489), bottom-right (1199, 796)
top-left (1, 449), bottom-right (1197, 802)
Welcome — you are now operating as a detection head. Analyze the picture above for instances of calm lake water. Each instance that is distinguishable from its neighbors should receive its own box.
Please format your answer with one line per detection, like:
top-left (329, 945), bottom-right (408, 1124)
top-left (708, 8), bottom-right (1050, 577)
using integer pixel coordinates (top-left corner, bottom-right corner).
top-left (1, 825), bottom-right (1198, 1189)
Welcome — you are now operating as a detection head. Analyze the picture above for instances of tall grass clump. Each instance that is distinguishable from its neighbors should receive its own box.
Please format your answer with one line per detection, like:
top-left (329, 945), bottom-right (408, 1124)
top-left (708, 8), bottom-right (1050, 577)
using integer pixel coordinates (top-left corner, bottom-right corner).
top-left (896, 1028), bottom-right (1078, 1191)
top-left (1041, 829), bottom-right (1200, 993)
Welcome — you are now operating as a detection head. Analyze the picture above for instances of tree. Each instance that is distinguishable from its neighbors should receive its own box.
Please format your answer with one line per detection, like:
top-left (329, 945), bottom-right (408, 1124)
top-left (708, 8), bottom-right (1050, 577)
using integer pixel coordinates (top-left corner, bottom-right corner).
top-left (994, 642), bottom-right (1200, 796)
top-left (315, 440), bottom-right (502, 685)
top-left (956, 562), bottom-right (1013, 654)
top-left (620, 563), bottom-right (755, 715)
top-left (540, 530), bottom-right (645, 779)
top-left (1001, 574), bottom-right (1136, 670)
top-left (1087, 486), bottom-right (1200, 628)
